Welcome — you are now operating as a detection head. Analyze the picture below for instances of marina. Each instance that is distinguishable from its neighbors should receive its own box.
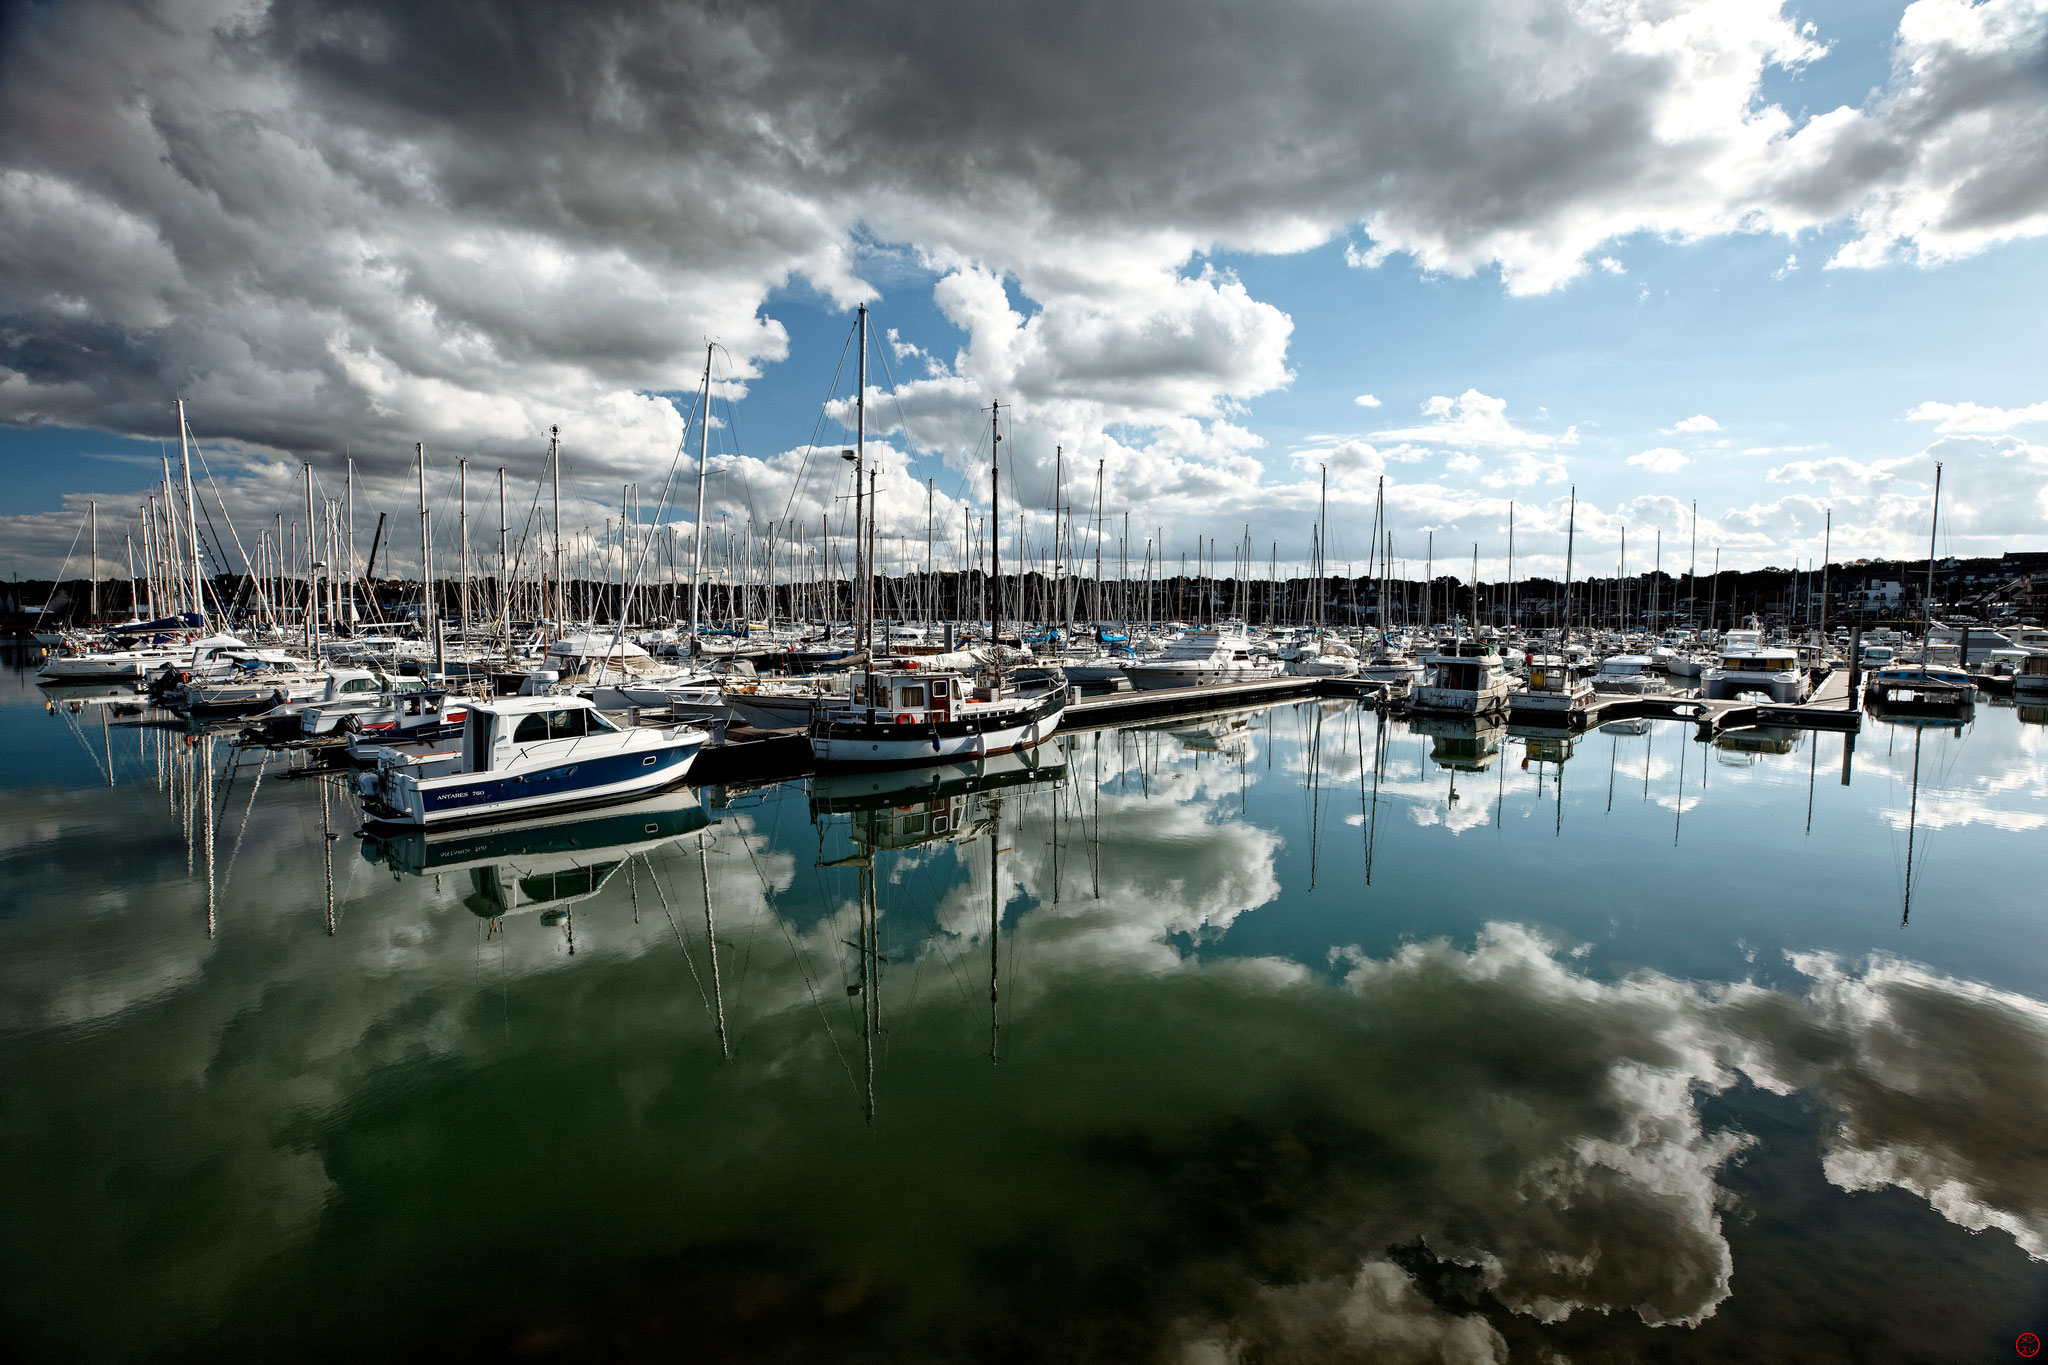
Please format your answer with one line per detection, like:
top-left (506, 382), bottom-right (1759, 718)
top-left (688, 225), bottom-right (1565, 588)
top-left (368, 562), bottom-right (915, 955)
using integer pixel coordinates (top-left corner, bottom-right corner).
top-left (6, 3), bottom-right (2048, 1358)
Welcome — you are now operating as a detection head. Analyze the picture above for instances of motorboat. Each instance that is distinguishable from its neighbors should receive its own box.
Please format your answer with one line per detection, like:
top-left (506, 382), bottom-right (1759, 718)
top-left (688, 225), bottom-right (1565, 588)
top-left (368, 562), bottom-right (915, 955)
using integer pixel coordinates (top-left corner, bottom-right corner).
top-left (808, 667), bottom-right (1067, 768)
top-left (239, 669), bottom-right (424, 741)
top-left (1059, 651), bottom-right (1132, 685)
top-left (1410, 639), bottom-right (1511, 717)
top-left (1287, 635), bottom-right (1361, 678)
top-left (1863, 661), bottom-right (1977, 707)
top-left (45, 630), bottom-right (242, 684)
top-left (1122, 628), bottom-right (1282, 690)
top-left (1514, 652), bottom-right (1596, 718)
top-left (356, 694), bottom-right (706, 827)
top-left (1590, 654), bottom-right (1666, 695)
top-left (1701, 626), bottom-right (1810, 704)
top-left (2013, 653), bottom-right (2048, 698)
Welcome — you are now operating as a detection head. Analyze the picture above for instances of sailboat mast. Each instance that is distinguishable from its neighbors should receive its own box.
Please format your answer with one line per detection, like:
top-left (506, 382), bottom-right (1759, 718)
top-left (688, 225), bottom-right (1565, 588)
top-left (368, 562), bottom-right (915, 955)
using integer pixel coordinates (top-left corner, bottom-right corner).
top-left (857, 310), bottom-right (872, 653)
top-left (457, 458), bottom-right (470, 637)
top-left (1923, 462), bottom-right (1942, 641)
top-left (691, 343), bottom-right (714, 651)
top-left (304, 461), bottom-right (318, 658)
top-left (1318, 464), bottom-right (1328, 631)
top-left (176, 400), bottom-right (202, 620)
top-left (416, 443), bottom-right (435, 642)
top-left (548, 427), bottom-right (563, 634)
top-left (1094, 459), bottom-right (1105, 626)
top-left (1563, 486), bottom-right (1576, 645)
top-left (990, 401), bottom-right (1002, 650)
top-left (1507, 500), bottom-right (1515, 628)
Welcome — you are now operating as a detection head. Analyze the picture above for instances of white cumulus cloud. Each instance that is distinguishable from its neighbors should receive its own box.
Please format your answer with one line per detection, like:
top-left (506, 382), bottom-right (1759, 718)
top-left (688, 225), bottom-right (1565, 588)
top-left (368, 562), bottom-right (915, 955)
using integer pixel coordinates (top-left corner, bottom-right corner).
top-left (1906, 399), bottom-right (2048, 433)
top-left (1629, 447), bottom-right (1692, 473)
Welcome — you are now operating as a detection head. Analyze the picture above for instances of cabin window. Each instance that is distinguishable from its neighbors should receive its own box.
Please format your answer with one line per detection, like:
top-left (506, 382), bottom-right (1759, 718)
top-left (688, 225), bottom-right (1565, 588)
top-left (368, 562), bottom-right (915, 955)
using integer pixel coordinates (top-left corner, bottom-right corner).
top-left (898, 684), bottom-right (927, 710)
top-left (341, 678), bottom-right (377, 693)
top-left (546, 708), bottom-right (589, 738)
top-left (930, 678), bottom-right (948, 697)
top-left (513, 713), bottom-right (550, 743)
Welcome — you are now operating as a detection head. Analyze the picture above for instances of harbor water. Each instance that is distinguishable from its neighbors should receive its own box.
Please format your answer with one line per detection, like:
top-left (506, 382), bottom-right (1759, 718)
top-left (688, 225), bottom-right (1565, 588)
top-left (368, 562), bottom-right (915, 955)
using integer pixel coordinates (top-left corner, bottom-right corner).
top-left (3, 650), bottom-right (2044, 1362)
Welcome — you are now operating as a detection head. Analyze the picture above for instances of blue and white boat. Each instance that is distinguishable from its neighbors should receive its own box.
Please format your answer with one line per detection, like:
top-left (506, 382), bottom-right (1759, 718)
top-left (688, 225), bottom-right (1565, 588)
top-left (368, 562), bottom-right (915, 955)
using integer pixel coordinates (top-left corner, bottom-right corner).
top-left (357, 695), bottom-right (707, 827)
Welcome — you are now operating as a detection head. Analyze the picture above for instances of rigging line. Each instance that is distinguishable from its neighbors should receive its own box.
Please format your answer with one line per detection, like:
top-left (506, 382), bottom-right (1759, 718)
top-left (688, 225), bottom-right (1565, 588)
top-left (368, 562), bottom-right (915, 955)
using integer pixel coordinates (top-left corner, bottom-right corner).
top-left (184, 439), bottom-right (263, 594)
top-left (708, 344), bottom-right (765, 530)
top-left (643, 852), bottom-right (715, 1020)
top-left (777, 315), bottom-right (859, 529)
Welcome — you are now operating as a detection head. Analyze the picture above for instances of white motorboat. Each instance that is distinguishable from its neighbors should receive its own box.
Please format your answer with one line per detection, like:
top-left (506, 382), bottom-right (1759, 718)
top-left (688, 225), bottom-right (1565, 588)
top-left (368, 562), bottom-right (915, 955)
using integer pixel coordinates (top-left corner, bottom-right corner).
top-left (1515, 653), bottom-right (1596, 717)
top-left (1590, 654), bottom-right (1666, 695)
top-left (1702, 627), bottom-right (1810, 704)
top-left (357, 695), bottom-right (707, 827)
top-left (1410, 639), bottom-right (1511, 716)
top-left (2012, 653), bottom-right (2048, 697)
top-left (1287, 636), bottom-right (1361, 678)
top-left (1122, 629), bottom-right (1282, 691)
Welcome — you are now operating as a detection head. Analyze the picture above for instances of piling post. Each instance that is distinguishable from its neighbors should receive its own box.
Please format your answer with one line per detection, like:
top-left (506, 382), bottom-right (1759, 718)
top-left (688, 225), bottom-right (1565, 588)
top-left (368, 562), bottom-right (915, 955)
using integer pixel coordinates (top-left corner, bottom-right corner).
top-left (1846, 625), bottom-right (1863, 710)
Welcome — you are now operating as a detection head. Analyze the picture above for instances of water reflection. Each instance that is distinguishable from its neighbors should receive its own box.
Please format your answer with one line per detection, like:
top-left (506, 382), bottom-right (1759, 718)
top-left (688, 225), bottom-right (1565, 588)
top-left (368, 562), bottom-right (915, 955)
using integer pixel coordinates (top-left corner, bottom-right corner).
top-left (0, 666), bottom-right (2045, 1362)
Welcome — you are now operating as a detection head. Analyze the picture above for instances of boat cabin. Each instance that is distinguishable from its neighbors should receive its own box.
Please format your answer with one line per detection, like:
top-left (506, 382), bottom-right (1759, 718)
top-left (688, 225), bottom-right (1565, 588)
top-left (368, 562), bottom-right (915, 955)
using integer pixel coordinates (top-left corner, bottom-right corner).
top-left (463, 696), bottom-right (622, 774)
top-left (848, 669), bottom-right (966, 721)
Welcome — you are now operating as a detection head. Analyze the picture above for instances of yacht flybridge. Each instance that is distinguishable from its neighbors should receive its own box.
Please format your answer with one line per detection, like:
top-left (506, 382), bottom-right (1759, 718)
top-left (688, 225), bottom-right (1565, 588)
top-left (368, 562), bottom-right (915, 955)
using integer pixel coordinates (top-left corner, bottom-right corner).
top-left (358, 695), bottom-right (706, 827)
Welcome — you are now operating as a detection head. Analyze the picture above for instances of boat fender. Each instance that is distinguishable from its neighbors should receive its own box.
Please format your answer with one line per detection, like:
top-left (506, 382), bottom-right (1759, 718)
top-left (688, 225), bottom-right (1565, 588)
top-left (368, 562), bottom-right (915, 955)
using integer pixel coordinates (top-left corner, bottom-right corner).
top-left (895, 712), bottom-right (914, 725)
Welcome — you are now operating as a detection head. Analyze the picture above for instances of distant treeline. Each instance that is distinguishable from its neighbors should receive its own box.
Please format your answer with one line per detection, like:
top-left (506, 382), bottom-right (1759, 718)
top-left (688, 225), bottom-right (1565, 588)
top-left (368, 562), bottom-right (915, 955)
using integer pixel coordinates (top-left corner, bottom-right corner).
top-left (10, 552), bottom-right (2040, 635)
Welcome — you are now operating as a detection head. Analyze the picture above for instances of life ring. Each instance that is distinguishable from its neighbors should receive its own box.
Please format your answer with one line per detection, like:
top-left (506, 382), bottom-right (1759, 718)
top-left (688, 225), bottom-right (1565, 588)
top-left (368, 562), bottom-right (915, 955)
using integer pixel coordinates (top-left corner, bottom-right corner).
top-left (895, 712), bottom-right (915, 725)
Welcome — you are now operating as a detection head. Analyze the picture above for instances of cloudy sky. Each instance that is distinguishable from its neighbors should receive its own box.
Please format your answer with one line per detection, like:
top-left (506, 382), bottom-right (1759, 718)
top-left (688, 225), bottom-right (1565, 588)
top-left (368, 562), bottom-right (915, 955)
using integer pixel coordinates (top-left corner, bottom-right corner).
top-left (3, 0), bottom-right (2046, 586)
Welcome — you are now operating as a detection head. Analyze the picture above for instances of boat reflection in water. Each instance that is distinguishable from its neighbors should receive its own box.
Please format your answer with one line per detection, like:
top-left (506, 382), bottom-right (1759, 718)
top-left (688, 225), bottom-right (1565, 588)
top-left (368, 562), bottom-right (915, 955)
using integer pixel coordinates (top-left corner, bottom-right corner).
top-left (1412, 713), bottom-right (1505, 772)
top-left (1713, 724), bottom-right (1802, 764)
top-left (360, 787), bottom-right (716, 925)
top-left (812, 746), bottom-right (1070, 1112)
top-left (809, 746), bottom-right (1068, 844)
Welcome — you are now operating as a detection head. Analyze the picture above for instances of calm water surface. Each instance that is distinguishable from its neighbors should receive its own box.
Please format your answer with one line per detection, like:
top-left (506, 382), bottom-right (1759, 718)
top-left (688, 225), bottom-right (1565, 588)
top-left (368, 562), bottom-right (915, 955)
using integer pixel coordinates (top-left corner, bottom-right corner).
top-left (2, 648), bottom-right (2044, 1362)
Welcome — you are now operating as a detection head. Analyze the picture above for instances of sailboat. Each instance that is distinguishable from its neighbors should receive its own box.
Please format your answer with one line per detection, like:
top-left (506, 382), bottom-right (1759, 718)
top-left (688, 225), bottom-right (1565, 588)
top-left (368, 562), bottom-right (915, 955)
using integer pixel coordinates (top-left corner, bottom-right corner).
top-left (808, 399), bottom-right (1067, 768)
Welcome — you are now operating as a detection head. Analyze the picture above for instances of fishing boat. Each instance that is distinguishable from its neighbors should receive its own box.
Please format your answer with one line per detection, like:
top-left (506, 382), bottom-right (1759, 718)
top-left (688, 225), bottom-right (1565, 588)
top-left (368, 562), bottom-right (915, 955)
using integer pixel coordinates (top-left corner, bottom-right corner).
top-left (808, 667), bottom-right (1066, 768)
top-left (356, 694), bottom-right (706, 827)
